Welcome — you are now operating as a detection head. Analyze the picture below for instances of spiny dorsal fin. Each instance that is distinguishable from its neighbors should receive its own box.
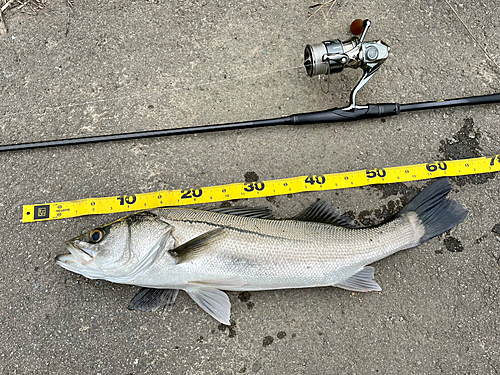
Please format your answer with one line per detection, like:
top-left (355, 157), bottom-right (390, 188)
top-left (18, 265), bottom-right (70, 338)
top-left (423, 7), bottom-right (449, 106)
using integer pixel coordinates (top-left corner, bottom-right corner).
top-left (206, 206), bottom-right (274, 219)
top-left (293, 199), bottom-right (358, 228)
top-left (168, 228), bottom-right (226, 263)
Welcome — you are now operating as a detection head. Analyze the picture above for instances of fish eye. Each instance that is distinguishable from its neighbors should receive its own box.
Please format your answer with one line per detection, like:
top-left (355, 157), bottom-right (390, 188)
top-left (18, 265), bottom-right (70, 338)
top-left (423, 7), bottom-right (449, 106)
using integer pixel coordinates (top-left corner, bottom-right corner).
top-left (89, 228), bottom-right (104, 243)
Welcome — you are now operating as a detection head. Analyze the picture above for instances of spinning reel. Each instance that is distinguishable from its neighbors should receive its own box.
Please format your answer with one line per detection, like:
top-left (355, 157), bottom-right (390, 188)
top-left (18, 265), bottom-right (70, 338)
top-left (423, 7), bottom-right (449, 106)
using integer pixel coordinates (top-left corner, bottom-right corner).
top-left (304, 19), bottom-right (390, 110)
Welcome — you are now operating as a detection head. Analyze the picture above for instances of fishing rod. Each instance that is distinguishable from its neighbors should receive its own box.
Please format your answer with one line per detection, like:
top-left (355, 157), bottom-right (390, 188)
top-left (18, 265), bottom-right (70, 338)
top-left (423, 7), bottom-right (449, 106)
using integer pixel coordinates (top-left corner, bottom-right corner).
top-left (2, 19), bottom-right (500, 153)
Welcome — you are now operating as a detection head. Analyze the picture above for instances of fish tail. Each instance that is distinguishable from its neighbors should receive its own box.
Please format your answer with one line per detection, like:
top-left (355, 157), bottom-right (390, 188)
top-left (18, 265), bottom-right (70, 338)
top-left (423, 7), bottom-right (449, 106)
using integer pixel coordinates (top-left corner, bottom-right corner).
top-left (399, 178), bottom-right (468, 243)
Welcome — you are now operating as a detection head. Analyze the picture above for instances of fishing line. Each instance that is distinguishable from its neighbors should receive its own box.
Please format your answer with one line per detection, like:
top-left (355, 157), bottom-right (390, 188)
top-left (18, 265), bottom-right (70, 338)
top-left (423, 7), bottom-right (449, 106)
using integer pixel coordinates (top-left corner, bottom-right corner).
top-left (444, 0), bottom-right (500, 70)
top-left (23, 154), bottom-right (500, 223)
top-left (1, 64), bottom-right (305, 119)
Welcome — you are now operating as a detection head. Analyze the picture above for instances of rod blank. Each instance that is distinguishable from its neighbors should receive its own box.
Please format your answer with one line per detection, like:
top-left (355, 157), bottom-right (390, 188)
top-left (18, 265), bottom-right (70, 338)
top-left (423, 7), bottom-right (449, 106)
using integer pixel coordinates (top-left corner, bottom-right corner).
top-left (1, 93), bottom-right (500, 152)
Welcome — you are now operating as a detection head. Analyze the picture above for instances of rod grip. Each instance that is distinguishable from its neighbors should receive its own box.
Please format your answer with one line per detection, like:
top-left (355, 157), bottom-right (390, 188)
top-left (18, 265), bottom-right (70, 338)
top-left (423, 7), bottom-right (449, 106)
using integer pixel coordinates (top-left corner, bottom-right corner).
top-left (366, 103), bottom-right (401, 116)
top-left (292, 103), bottom-right (400, 124)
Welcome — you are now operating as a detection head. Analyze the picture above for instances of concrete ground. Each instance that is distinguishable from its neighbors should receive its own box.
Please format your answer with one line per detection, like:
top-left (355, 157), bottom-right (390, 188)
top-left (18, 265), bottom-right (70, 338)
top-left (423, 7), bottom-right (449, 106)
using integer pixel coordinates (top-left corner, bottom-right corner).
top-left (1, 0), bottom-right (499, 373)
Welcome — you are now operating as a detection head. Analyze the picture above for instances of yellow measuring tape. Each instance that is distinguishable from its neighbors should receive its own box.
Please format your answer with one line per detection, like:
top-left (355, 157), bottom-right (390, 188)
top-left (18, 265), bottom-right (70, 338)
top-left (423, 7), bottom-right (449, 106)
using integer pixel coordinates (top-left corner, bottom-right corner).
top-left (23, 155), bottom-right (500, 223)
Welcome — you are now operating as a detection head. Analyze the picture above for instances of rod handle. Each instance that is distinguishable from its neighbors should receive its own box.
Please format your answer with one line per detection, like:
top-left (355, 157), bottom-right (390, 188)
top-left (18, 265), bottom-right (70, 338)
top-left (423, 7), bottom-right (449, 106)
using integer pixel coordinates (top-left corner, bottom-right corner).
top-left (292, 103), bottom-right (400, 124)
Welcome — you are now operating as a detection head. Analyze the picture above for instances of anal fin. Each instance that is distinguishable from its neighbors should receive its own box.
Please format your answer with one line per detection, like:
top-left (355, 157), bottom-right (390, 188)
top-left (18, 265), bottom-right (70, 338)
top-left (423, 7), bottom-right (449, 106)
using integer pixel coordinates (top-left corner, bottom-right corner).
top-left (335, 266), bottom-right (381, 292)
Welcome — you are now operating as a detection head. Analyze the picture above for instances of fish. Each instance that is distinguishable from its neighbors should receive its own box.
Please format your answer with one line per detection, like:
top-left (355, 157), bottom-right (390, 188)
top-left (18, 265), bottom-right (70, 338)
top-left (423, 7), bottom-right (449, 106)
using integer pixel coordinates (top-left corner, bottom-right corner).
top-left (56, 178), bottom-right (467, 325)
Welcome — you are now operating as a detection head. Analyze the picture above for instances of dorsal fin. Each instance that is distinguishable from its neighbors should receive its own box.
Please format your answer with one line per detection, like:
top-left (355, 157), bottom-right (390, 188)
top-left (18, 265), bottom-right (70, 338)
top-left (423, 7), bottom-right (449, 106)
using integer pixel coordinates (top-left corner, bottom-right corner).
top-left (206, 206), bottom-right (274, 219)
top-left (168, 228), bottom-right (226, 263)
top-left (293, 200), bottom-right (358, 228)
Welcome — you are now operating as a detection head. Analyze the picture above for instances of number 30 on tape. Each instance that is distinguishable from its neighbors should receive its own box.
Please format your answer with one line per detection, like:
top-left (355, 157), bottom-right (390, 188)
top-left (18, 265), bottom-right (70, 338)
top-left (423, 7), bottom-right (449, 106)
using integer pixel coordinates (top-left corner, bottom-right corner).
top-left (23, 155), bottom-right (500, 222)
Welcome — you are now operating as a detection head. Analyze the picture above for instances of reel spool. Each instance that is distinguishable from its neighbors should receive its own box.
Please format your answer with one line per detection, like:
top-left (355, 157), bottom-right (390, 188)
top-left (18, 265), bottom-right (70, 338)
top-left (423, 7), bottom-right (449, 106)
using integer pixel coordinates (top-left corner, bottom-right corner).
top-left (304, 19), bottom-right (390, 110)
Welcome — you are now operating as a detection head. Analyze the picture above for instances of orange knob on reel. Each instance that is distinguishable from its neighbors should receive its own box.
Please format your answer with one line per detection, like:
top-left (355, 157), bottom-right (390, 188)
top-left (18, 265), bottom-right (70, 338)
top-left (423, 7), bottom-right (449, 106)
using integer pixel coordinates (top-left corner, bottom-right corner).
top-left (350, 19), bottom-right (364, 35)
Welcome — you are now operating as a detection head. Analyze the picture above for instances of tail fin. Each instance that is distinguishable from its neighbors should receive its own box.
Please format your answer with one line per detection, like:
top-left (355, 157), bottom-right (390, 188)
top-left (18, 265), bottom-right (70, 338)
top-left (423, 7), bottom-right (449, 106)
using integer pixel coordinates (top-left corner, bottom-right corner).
top-left (399, 178), bottom-right (468, 243)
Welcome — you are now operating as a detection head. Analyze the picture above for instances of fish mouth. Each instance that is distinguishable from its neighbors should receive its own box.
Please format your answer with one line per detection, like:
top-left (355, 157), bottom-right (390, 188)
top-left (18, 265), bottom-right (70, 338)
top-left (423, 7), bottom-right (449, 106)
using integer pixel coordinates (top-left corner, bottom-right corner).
top-left (59, 242), bottom-right (94, 263)
top-left (55, 243), bottom-right (103, 279)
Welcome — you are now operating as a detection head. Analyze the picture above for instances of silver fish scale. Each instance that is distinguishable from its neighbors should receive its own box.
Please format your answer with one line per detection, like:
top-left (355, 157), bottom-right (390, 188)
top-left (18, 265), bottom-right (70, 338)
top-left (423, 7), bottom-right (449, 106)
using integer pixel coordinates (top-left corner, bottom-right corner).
top-left (140, 208), bottom-right (425, 291)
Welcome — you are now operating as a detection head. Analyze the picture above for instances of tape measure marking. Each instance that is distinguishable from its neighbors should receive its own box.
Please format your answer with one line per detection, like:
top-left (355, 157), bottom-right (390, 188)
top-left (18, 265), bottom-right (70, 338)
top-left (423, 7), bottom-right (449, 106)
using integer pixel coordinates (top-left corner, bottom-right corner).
top-left (23, 155), bottom-right (500, 223)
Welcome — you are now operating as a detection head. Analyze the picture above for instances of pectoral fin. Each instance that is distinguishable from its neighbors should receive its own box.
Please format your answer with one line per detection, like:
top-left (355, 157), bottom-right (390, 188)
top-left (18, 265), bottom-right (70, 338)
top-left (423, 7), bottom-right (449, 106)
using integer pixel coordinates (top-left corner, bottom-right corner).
top-left (335, 266), bottom-right (382, 292)
top-left (185, 287), bottom-right (231, 325)
top-left (128, 288), bottom-right (180, 312)
top-left (168, 228), bottom-right (226, 263)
